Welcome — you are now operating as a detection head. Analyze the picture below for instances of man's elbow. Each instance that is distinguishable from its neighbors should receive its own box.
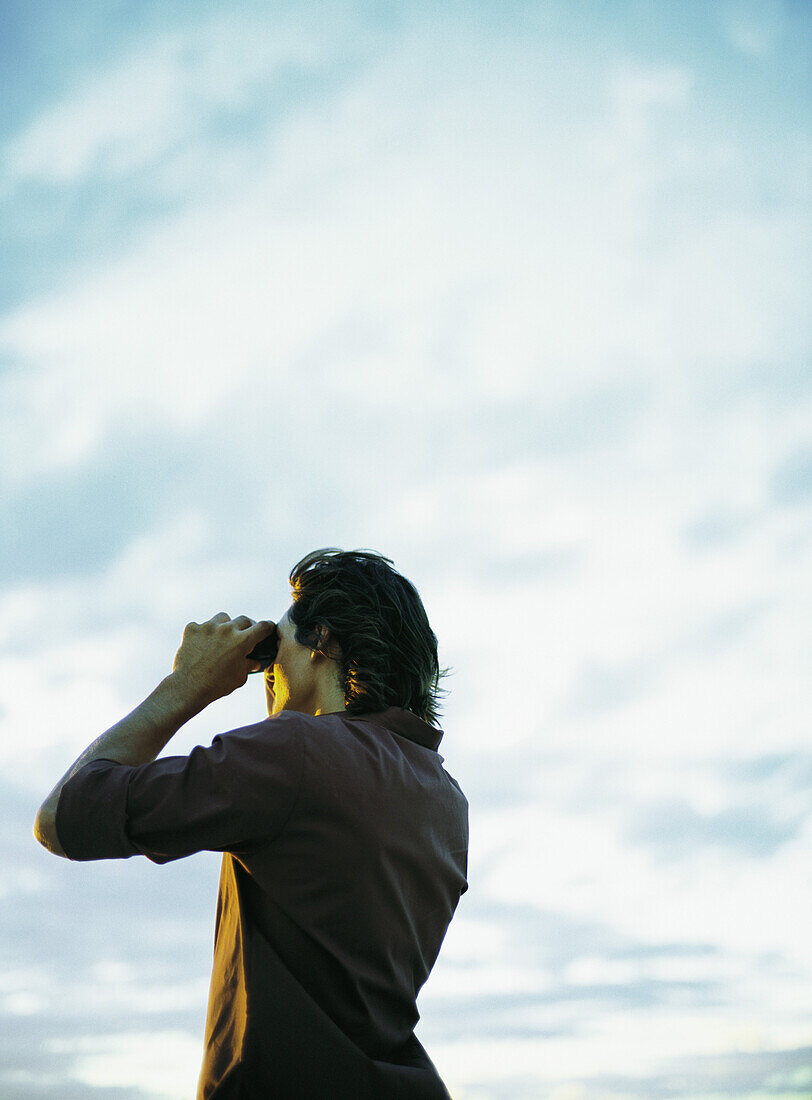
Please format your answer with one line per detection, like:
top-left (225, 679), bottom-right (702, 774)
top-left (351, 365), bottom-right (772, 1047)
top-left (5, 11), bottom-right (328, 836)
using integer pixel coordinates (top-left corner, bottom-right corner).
top-left (34, 805), bottom-right (68, 858)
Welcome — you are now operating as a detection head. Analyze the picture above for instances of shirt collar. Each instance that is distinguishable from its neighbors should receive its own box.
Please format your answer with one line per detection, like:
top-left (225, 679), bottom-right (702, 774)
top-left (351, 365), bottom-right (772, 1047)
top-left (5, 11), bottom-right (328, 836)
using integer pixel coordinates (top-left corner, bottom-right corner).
top-left (352, 706), bottom-right (444, 752)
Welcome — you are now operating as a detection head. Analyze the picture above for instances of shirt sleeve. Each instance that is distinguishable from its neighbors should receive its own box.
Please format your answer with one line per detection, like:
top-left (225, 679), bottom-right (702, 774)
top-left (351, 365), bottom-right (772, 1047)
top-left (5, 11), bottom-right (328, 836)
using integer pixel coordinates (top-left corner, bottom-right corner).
top-left (54, 714), bottom-right (305, 864)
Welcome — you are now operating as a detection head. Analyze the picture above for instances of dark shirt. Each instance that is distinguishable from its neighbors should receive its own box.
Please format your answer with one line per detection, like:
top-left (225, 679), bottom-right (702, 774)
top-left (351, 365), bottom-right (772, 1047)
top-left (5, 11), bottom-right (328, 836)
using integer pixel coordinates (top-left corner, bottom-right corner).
top-left (55, 706), bottom-right (469, 1098)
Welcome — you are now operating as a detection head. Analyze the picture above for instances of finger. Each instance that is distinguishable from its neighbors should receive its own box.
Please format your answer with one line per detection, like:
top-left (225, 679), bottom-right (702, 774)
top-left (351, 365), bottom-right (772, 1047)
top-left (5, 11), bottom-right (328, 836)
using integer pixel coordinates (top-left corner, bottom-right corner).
top-left (246, 619), bottom-right (276, 642)
top-left (231, 615), bottom-right (255, 630)
top-left (210, 612), bottom-right (231, 624)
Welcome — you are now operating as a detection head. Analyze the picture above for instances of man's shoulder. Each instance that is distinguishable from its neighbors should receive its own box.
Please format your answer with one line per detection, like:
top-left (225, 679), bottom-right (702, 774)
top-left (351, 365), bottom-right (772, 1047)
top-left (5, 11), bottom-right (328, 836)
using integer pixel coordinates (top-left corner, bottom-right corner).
top-left (226, 709), bottom-right (445, 768)
top-left (215, 711), bottom-right (374, 759)
top-left (258, 709), bottom-right (392, 739)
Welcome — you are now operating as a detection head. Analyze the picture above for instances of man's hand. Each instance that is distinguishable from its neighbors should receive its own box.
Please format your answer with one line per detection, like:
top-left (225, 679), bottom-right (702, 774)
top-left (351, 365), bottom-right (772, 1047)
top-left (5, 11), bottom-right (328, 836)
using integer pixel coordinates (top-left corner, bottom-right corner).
top-left (173, 613), bottom-right (276, 706)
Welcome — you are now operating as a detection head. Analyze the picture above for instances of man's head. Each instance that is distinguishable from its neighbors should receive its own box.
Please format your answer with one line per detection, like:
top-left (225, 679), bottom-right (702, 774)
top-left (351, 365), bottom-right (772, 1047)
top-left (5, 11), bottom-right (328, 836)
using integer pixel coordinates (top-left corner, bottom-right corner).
top-left (264, 548), bottom-right (448, 725)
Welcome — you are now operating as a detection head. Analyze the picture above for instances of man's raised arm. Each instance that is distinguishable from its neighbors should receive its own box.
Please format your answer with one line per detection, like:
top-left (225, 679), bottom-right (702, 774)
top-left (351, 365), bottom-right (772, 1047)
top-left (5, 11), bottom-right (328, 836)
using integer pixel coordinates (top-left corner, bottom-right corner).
top-left (34, 613), bottom-right (273, 857)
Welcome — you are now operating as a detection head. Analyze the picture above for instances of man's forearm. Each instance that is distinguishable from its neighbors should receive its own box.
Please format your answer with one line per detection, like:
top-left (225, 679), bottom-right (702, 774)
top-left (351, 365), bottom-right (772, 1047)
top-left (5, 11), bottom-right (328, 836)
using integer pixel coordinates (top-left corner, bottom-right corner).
top-left (34, 673), bottom-right (207, 855)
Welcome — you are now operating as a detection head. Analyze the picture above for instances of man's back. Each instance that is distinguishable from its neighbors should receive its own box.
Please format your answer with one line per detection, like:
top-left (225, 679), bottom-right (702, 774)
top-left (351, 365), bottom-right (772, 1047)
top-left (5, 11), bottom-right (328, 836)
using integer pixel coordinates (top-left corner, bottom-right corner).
top-left (199, 706), bottom-right (469, 1097)
top-left (56, 705), bottom-right (468, 1097)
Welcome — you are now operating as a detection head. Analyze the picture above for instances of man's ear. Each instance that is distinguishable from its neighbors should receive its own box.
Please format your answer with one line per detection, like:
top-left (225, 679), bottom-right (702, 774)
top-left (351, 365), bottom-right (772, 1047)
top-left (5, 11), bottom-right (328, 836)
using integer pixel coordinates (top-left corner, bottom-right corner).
top-left (311, 625), bottom-right (339, 661)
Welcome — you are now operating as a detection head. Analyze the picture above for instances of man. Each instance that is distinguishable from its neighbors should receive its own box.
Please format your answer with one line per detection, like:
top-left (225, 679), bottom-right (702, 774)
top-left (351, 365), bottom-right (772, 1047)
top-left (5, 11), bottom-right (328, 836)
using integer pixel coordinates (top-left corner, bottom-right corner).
top-left (34, 548), bottom-right (469, 1098)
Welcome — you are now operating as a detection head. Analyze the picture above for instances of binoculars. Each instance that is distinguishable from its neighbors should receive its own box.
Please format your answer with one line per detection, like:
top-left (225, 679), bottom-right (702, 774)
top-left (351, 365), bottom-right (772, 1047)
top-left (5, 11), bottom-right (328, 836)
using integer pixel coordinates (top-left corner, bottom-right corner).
top-left (247, 624), bottom-right (279, 673)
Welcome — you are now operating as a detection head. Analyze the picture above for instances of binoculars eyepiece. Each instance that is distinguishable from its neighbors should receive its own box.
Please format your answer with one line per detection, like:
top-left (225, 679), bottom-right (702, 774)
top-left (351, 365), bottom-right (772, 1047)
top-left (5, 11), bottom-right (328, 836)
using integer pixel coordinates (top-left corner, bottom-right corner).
top-left (247, 623), bottom-right (279, 673)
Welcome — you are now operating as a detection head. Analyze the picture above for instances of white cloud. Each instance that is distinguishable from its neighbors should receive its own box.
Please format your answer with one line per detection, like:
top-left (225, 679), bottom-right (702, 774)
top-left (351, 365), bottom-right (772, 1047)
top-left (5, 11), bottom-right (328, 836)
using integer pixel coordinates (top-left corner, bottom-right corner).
top-left (2, 7), bottom-right (811, 1099)
top-left (3, 15), bottom-right (323, 187)
top-left (605, 62), bottom-right (693, 145)
top-left (1, 36), bottom-right (806, 499)
top-left (0, 508), bottom-right (283, 788)
top-left (48, 1030), bottom-right (202, 1097)
top-left (721, 0), bottom-right (789, 57)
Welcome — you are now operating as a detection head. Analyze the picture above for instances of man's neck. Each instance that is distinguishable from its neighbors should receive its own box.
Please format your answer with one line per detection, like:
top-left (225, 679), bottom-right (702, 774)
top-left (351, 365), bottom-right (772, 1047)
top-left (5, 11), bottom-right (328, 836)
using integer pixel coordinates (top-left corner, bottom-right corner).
top-left (313, 692), bottom-right (347, 716)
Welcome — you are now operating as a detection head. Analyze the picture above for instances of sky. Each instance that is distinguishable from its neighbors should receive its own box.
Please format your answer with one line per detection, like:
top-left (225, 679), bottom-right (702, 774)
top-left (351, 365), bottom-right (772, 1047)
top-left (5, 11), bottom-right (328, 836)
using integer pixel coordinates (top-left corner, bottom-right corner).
top-left (1, 0), bottom-right (811, 1097)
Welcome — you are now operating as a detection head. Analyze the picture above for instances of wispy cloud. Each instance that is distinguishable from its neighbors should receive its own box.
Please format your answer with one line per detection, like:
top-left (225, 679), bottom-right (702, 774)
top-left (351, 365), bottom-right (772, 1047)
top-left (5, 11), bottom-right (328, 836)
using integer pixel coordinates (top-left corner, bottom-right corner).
top-left (720, 0), bottom-right (790, 57)
top-left (2, 13), bottom-right (331, 188)
top-left (626, 796), bottom-right (807, 858)
top-left (2, 2), bottom-right (811, 1098)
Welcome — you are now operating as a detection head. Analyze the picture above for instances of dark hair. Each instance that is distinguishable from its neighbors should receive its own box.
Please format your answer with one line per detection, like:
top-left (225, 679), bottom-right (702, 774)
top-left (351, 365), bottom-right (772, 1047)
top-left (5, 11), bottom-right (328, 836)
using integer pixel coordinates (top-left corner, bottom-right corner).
top-left (287, 548), bottom-right (451, 727)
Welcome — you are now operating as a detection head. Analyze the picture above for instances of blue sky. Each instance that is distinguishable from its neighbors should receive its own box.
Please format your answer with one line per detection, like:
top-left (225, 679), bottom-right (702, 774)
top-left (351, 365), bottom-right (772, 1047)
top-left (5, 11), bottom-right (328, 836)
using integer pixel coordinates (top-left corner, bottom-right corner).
top-left (2, 1), bottom-right (811, 1097)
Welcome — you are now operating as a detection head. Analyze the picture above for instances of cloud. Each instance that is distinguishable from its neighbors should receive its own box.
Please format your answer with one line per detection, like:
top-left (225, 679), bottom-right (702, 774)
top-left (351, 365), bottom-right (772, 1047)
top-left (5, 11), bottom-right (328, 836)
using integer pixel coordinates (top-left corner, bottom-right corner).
top-left (720, 0), bottom-right (789, 57)
top-left (604, 62), bottom-right (693, 146)
top-left (726, 750), bottom-right (812, 789)
top-left (2, 4), bottom-right (811, 1098)
top-left (587, 1044), bottom-right (812, 1099)
top-left (2, 13), bottom-right (326, 188)
top-left (769, 447), bottom-right (812, 505)
top-left (681, 505), bottom-right (755, 550)
top-left (625, 795), bottom-right (806, 859)
top-left (1, 773), bottom-right (214, 1098)
top-left (51, 1030), bottom-right (203, 1098)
